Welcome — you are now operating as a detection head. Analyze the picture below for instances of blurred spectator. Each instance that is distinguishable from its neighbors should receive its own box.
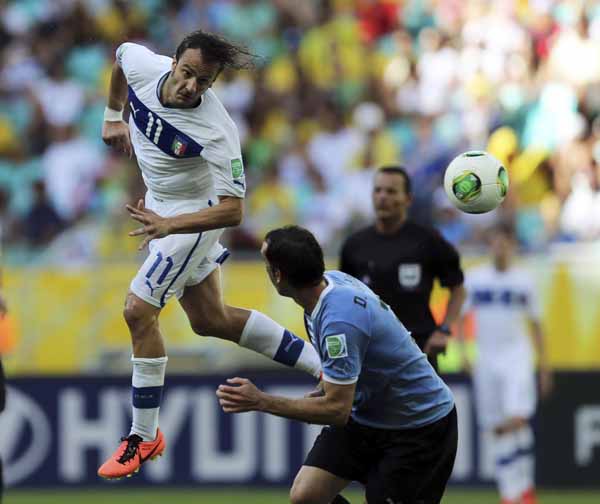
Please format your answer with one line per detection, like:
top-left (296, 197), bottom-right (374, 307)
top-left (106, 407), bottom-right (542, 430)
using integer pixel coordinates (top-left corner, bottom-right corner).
top-left (22, 180), bottom-right (63, 247)
top-left (41, 125), bottom-right (105, 222)
top-left (0, 0), bottom-right (599, 259)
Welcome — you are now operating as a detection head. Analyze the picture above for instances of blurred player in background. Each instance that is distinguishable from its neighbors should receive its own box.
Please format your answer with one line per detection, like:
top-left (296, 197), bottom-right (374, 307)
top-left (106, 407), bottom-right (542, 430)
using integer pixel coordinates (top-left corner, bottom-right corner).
top-left (0, 283), bottom-right (7, 503)
top-left (97, 31), bottom-right (321, 480)
top-left (217, 226), bottom-right (458, 504)
top-left (340, 166), bottom-right (466, 371)
top-left (458, 223), bottom-right (552, 504)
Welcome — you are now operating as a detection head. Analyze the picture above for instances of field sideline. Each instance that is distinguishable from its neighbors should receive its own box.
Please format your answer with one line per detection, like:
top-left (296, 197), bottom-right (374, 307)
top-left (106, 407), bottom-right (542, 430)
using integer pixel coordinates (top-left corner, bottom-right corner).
top-left (4, 489), bottom-right (600, 504)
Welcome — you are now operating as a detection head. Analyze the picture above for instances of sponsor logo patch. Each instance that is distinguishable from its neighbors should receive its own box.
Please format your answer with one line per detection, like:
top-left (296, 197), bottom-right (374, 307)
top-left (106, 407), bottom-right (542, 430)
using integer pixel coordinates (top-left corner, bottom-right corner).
top-left (325, 334), bottom-right (348, 359)
top-left (231, 158), bottom-right (244, 178)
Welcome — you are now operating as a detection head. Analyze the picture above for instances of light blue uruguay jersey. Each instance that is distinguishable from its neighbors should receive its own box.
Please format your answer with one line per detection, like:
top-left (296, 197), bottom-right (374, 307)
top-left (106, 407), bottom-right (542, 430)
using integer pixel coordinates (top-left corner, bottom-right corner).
top-left (305, 271), bottom-right (454, 429)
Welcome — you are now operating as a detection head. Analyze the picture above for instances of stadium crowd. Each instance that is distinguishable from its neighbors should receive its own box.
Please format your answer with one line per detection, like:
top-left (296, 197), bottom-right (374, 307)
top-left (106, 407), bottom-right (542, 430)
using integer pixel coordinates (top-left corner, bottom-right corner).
top-left (0, 0), bottom-right (599, 261)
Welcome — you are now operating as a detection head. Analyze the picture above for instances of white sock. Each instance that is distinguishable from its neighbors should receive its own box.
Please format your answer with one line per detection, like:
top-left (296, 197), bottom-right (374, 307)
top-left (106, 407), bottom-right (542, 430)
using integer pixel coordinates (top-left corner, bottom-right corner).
top-left (494, 431), bottom-right (522, 501)
top-left (130, 356), bottom-right (168, 441)
top-left (239, 310), bottom-right (321, 379)
top-left (515, 424), bottom-right (535, 496)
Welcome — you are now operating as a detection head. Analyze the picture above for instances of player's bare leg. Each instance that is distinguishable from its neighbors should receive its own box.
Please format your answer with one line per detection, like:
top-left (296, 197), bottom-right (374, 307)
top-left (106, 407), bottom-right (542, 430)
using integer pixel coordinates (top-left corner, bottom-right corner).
top-left (493, 417), bottom-right (536, 504)
top-left (98, 293), bottom-right (167, 479)
top-left (179, 268), bottom-right (321, 378)
top-left (289, 466), bottom-right (350, 504)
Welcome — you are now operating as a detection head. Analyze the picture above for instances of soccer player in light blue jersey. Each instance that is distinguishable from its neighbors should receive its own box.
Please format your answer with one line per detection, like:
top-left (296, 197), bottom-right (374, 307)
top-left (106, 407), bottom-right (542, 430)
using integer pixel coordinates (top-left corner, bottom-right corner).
top-left (217, 225), bottom-right (458, 504)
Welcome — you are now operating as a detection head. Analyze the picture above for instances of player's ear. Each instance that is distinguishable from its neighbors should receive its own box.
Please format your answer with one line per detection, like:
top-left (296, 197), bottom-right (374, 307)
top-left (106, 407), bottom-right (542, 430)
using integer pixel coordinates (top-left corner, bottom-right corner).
top-left (171, 57), bottom-right (177, 72)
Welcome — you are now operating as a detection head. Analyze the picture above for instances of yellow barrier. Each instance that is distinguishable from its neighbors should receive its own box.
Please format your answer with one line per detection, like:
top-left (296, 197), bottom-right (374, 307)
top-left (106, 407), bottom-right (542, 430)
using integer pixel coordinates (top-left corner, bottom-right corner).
top-left (2, 256), bottom-right (599, 374)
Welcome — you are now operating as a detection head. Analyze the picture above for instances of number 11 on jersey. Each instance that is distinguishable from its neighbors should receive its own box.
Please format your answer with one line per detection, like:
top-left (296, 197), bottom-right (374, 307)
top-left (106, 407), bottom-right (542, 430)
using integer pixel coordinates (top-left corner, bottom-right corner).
top-left (145, 112), bottom-right (163, 144)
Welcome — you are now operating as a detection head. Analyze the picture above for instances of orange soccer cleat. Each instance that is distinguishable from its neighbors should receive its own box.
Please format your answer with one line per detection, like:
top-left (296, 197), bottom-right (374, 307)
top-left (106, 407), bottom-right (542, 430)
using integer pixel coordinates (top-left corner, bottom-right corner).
top-left (98, 429), bottom-right (166, 480)
top-left (521, 487), bottom-right (538, 504)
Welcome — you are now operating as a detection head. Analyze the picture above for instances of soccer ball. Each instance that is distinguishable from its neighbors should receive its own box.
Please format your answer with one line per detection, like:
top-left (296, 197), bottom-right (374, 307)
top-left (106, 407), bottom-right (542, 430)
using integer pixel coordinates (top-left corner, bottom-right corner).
top-left (443, 150), bottom-right (509, 214)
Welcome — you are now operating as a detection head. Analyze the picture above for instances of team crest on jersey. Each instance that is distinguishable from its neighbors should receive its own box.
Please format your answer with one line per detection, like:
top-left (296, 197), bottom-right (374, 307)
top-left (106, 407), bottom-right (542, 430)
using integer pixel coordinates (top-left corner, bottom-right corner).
top-left (325, 334), bottom-right (348, 359)
top-left (172, 136), bottom-right (188, 157)
top-left (398, 263), bottom-right (421, 288)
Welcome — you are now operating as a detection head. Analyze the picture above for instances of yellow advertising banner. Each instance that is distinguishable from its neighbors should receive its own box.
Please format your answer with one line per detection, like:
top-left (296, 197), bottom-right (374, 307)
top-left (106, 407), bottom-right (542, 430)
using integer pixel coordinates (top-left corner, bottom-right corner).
top-left (2, 253), bottom-right (599, 374)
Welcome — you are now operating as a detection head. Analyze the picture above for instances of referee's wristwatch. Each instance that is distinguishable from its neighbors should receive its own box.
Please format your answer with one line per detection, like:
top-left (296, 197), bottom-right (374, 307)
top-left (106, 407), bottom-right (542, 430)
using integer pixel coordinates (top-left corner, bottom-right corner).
top-left (437, 323), bottom-right (452, 336)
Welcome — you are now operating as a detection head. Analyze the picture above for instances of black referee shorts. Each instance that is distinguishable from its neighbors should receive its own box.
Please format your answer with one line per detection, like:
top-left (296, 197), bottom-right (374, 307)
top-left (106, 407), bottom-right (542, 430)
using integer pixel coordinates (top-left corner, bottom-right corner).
top-left (304, 407), bottom-right (458, 504)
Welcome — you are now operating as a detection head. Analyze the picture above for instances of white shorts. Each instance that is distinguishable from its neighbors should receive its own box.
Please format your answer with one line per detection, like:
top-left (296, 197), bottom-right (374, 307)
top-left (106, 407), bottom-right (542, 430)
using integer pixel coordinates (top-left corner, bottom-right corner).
top-left (130, 193), bottom-right (230, 308)
top-left (473, 358), bottom-right (537, 429)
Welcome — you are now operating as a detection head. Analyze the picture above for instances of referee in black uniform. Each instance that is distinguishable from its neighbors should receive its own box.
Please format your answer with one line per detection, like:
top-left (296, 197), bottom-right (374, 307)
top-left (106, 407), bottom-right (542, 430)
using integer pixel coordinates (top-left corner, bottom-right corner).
top-left (340, 166), bottom-right (466, 370)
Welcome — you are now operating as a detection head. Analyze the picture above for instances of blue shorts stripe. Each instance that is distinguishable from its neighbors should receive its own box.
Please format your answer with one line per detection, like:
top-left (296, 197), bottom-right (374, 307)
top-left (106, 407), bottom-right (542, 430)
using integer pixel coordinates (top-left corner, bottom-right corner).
top-left (157, 256), bottom-right (174, 285)
top-left (215, 249), bottom-right (230, 265)
top-left (497, 449), bottom-right (521, 467)
top-left (159, 233), bottom-right (202, 307)
top-left (273, 330), bottom-right (304, 367)
top-left (145, 252), bottom-right (163, 278)
top-left (132, 386), bottom-right (163, 409)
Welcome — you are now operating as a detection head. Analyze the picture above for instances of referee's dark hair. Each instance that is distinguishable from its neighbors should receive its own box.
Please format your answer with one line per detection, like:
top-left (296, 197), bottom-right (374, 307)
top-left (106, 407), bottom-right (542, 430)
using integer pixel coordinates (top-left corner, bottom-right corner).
top-left (264, 226), bottom-right (325, 289)
top-left (175, 30), bottom-right (255, 72)
top-left (377, 165), bottom-right (412, 195)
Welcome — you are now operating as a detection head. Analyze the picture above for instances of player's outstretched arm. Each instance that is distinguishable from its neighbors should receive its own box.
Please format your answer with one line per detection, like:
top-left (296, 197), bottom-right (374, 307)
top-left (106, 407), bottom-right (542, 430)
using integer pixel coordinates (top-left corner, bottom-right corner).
top-left (216, 377), bottom-right (355, 427)
top-left (126, 196), bottom-right (243, 249)
top-left (102, 61), bottom-right (132, 158)
top-left (168, 196), bottom-right (243, 233)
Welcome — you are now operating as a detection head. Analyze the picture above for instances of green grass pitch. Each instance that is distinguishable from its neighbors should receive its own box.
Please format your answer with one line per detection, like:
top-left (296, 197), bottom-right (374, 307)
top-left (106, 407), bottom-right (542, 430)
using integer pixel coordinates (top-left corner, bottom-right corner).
top-left (4, 489), bottom-right (600, 504)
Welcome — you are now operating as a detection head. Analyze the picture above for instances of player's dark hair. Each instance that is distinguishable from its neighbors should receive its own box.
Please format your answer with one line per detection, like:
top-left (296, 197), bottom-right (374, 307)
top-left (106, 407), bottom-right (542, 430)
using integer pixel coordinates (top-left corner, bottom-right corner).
top-left (264, 226), bottom-right (325, 289)
top-left (175, 30), bottom-right (255, 72)
top-left (377, 165), bottom-right (412, 195)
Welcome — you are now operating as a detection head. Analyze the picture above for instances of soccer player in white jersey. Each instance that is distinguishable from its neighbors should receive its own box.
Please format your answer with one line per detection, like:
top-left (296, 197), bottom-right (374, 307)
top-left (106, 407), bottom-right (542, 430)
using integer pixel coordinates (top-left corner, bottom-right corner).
top-left (458, 224), bottom-right (552, 504)
top-left (97, 31), bottom-right (321, 480)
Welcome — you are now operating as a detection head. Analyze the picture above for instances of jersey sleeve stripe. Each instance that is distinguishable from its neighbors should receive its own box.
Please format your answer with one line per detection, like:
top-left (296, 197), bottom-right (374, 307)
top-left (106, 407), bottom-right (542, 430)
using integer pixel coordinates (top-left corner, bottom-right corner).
top-left (322, 374), bottom-right (358, 385)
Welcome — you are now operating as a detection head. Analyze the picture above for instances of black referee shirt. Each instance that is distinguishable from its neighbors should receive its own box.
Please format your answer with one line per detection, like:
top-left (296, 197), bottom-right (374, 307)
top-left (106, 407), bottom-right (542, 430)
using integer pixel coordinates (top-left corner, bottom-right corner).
top-left (340, 221), bottom-right (464, 341)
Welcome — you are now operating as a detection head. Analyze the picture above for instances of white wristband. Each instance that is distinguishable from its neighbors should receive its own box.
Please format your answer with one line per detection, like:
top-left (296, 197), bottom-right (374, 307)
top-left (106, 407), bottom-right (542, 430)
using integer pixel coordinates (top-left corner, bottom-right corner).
top-left (103, 106), bottom-right (123, 122)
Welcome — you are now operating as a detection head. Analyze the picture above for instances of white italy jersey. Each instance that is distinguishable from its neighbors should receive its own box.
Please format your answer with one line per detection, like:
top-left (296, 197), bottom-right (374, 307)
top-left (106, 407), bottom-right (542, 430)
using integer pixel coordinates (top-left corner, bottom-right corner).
top-left (116, 42), bottom-right (246, 201)
top-left (464, 264), bottom-right (542, 364)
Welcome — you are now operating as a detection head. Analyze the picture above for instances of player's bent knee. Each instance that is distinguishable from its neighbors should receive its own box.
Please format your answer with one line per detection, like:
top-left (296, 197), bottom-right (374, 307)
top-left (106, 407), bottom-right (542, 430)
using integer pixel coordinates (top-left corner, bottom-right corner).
top-left (189, 316), bottom-right (235, 341)
top-left (123, 298), bottom-right (158, 334)
top-left (289, 480), bottom-right (324, 504)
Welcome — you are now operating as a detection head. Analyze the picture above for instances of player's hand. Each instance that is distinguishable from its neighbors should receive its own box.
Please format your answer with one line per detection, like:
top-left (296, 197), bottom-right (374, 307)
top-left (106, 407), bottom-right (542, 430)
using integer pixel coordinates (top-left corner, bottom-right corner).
top-left (126, 198), bottom-right (172, 250)
top-left (539, 366), bottom-right (553, 399)
top-left (424, 330), bottom-right (449, 355)
top-left (102, 120), bottom-right (133, 158)
top-left (216, 377), bottom-right (265, 413)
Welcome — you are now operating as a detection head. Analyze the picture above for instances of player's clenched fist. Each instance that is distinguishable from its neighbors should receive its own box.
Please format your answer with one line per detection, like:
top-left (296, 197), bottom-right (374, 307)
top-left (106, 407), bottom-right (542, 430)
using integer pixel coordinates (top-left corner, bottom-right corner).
top-left (216, 377), bottom-right (266, 413)
top-left (102, 120), bottom-right (133, 158)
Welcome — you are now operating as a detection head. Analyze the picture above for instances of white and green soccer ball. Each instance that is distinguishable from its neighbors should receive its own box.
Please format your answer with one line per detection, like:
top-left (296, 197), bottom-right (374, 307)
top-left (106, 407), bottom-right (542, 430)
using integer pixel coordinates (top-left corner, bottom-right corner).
top-left (443, 150), bottom-right (509, 214)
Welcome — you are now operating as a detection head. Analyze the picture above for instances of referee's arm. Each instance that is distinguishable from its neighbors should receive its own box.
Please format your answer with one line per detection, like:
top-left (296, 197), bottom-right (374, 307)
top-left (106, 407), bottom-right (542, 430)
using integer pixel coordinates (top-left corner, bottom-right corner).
top-left (426, 232), bottom-right (466, 353)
